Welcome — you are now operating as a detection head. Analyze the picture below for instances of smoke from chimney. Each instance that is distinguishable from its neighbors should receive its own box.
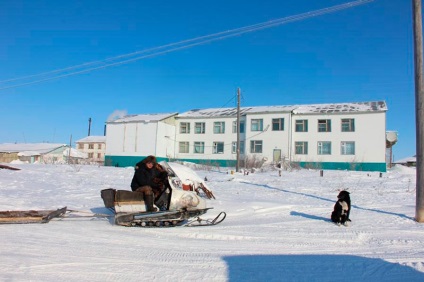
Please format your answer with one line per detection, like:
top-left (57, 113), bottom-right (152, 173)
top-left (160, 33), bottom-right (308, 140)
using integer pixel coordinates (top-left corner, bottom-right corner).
top-left (107, 110), bottom-right (127, 122)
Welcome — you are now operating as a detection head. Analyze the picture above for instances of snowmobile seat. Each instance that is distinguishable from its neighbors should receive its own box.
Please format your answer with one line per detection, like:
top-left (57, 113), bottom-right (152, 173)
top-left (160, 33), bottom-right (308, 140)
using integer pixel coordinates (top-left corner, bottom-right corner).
top-left (101, 188), bottom-right (116, 208)
top-left (100, 188), bottom-right (144, 208)
top-left (114, 190), bottom-right (147, 213)
top-left (115, 190), bottom-right (144, 203)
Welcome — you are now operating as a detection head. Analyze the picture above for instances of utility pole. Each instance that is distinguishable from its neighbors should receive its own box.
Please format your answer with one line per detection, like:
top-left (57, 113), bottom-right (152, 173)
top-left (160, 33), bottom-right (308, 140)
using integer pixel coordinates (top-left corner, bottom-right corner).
top-left (68, 134), bottom-right (72, 164)
top-left (236, 88), bottom-right (241, 172)
top-left (413, 0), bottom-right (424, 222)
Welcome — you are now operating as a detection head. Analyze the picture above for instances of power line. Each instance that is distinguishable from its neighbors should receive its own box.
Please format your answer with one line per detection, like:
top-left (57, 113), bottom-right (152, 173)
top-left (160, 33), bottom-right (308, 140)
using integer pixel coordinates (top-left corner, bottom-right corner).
top-left (0, 0), bottom-right (374, 91)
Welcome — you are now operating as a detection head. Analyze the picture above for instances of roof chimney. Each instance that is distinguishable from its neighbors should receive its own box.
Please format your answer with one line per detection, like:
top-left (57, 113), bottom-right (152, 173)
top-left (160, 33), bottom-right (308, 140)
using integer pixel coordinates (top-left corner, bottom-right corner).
top-left (88, 117), bottom-right (92, 136)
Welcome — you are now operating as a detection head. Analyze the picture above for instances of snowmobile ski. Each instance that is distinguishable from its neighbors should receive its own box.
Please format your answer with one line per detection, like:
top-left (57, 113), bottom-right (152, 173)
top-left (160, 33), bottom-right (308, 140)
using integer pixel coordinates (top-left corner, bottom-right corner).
top-left (184, 211), bottom-right (226, 227)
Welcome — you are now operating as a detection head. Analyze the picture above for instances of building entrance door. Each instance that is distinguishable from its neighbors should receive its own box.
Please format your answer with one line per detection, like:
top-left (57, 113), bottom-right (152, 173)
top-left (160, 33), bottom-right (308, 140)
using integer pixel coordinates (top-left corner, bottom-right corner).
top-left (273, 149), bottom-right (281, 163)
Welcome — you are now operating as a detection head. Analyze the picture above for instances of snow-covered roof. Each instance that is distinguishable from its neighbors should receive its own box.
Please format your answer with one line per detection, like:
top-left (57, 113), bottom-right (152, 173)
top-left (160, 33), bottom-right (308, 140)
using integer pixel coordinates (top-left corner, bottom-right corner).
top-left (179, 105), bottom-right (296, 118)
top-left (178, 107), bottom-right (252, 118)
top-left (17, 151), bottom-right (41, 157)
top-left (107, 113), bottom-right (178, 124)
top-left (245, 105), bottom-right (298, 114)
top-left (292, 101), bottom-right (387, 114)
top-left (76, 136), bottom-right (106, 143)
top-left (63, 148), bottom-right (88, 159)
top-left (178, 101), bottom-right (386, 118)
top-left (0, 143), bottom-right (68, 154)
top-left (394, 155), bottom-right (416, 164)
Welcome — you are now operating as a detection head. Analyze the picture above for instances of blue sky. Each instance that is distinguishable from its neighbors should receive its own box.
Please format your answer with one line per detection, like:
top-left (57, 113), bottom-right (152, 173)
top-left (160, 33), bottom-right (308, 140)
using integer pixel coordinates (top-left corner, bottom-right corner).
top-left (0, 0), bottom-right (416, 160)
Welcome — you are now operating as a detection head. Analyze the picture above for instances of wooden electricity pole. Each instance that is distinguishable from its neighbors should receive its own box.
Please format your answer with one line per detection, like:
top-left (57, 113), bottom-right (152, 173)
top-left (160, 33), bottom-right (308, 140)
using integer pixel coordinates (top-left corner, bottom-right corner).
top-left (236, 88), bottom-right (241, 172)
top-left (413, 0), bottom-right (424, 222)
top-left (68, 134), bottom-right (72, 165)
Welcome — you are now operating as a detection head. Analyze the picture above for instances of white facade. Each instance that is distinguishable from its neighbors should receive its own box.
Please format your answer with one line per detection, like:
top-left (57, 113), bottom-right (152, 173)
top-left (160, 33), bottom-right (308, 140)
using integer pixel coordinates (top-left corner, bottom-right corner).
top-left (105, 113), bottom-right (177, 167)
top-left (104, 101), bottom-right (388, 171)
top-left (243, 109), bottom-right (293, 162)
top-left (290, 112), bottom-right (386, 164)
top-left (75, 136), bottom-right (106, 164)
top-left (174, 116), bottom-right (238, 163)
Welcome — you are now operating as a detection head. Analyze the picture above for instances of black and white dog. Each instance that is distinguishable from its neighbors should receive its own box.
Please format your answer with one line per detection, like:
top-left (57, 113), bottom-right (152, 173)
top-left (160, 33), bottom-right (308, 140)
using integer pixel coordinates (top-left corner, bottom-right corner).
top-left (331, 190), bottom-right (351, 225)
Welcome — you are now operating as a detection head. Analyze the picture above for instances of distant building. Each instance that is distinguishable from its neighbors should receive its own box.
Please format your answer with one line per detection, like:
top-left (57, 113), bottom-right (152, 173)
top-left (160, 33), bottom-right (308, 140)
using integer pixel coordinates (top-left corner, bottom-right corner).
top-left (75, 136), bottom-right (106, 164)
top-left (394, 156), bottom-right (416, 167)
top-left (104, 101), bottom-right (390, 172)
top-left (63, 147), bottom-right (88, 164)
top-left (0, 143), bottom-right (69, 164)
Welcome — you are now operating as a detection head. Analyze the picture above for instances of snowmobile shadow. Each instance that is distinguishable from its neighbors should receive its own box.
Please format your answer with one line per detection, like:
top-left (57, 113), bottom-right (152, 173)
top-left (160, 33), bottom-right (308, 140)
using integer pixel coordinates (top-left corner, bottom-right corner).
top-left (241, 181), bottom-right (414, 221)
top-left (223, 254), bottom-right (424, 281)
top-left (290, 211), bottom-right (331, 223)
top-left (90, 207), bottom-right (115, 225)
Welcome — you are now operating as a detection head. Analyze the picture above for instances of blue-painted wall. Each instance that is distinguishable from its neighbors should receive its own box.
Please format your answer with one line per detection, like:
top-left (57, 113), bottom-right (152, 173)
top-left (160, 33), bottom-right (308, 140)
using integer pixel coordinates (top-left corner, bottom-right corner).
top-left (295, 161), bottom-right (386, 172)
top-left (105, 155), bottom-right (386, 172)
top-left (105, 155), bottom-right (237, 168)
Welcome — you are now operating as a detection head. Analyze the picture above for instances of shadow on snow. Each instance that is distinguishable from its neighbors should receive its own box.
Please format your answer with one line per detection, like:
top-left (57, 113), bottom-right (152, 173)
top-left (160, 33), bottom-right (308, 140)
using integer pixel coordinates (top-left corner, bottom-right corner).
top-left (290, 211), bottom-right (331, 223)
top-left (240, 181), bottom-right (414, 221)
top-left (223, 254), bottom-right (424, 282)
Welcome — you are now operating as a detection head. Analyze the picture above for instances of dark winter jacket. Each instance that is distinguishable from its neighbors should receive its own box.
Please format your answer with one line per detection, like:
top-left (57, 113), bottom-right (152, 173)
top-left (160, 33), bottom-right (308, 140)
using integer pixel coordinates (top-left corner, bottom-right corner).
top-left (130, 160), bottom-right (168, 191)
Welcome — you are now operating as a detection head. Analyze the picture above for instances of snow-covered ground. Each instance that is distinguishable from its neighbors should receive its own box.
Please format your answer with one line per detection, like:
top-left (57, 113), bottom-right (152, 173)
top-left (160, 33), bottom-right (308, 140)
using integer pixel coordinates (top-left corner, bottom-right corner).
top-left (0, 162), bottom-right (423, 281)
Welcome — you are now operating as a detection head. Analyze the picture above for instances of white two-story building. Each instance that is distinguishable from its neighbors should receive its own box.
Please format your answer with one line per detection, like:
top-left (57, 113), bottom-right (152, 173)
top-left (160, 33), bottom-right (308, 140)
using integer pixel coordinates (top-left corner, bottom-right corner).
top-left (104, 101), bottom-right (389, 172)
top-left (75, 136), bottom-right (107, 164)
top-left (105, 113), bottom-right (178, 167)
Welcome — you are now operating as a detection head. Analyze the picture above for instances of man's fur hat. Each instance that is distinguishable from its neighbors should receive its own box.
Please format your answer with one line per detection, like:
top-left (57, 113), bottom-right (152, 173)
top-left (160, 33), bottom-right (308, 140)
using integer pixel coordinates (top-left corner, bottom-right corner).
top-left (143, 155), bottom-right (157, 164)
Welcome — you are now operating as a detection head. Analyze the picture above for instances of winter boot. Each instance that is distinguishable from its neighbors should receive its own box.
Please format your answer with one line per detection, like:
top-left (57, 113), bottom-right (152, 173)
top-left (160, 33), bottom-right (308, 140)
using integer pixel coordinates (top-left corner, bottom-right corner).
top-left (144, 194), bottom-right (158, 212)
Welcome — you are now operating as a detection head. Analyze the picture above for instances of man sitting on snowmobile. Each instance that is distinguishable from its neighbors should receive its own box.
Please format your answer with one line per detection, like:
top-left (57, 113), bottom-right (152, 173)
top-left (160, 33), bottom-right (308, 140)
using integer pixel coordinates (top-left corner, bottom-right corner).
top-left (130, 155), bottom-right (168, 212)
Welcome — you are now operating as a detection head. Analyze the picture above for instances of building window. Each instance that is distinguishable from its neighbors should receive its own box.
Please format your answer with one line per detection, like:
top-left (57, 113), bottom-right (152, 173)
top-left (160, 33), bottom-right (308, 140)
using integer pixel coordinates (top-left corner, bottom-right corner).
top-left (179, 142), bottom-right (189, 153)
top-left (250, 140), bottom-right (263, 153)
top-left (318, 141), bottom-right (331, 155)
top-left (78, 144), bottom-right (83, 149)
top-left (97, 153), bottom-right (102, 159)
top-left (341, 119), bottom-right (355, 132)
top-left (195, 122), bottom-right (206, 134)
top-left (341, 141), bottom-right (355, 155)
top-left (97, 144), bottom-right (102, 149)
top-left (295, 142), bottom-right (308, 155)
top-left (88, 153), bottom-right (93, 158)
top-left (272, 118), bottom-right (284, 131)
top-left (180, 122), bottom-right (190, 134)
top-left (231, 141), bottom-right (245, 154)
top-left (88, 144), bottom-right (94, 149)
top-left (251, 119), bottom-right (263, 131)
top-left (232, 121), bottom-right (245, 133)
top-left (295, 120), bottom-right (308, 132)
top-left (194, 142), bottom-right (205, 154)
top-left (318, 119), bottom-right (331, 132)
top-left (213, 122), bottom-right (225, 134)
top-left (213, 142), bottom-right (224, 154)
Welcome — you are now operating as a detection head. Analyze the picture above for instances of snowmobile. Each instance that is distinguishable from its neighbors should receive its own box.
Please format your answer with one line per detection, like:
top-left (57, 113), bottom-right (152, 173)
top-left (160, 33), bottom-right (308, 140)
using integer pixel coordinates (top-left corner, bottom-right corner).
top-left (100, 161), bottom-right (225, 227)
